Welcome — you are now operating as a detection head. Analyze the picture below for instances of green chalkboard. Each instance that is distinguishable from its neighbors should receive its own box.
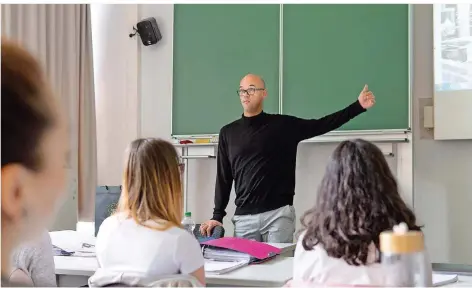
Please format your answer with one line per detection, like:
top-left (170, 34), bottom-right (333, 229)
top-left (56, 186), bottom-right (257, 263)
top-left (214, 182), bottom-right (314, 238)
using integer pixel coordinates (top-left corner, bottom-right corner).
top-left (173, 4), bottom-right (280, 135)
top-left (282, 4), bottom-right (409, 131)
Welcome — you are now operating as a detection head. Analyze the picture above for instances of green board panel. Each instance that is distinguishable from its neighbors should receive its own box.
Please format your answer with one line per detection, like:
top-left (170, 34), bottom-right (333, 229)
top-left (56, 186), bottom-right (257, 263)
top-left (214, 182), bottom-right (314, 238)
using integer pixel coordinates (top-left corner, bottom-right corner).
top-left (173, 4), bottom-right (280, 135)
top-left (283, 4), bottom-right (409, 131)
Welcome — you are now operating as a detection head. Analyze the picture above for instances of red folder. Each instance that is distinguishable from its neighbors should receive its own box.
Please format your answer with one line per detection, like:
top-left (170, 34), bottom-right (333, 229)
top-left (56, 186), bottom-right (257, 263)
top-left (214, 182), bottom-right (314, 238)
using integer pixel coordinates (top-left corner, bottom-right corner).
top-left (202, 237), bottom-right (281, 260)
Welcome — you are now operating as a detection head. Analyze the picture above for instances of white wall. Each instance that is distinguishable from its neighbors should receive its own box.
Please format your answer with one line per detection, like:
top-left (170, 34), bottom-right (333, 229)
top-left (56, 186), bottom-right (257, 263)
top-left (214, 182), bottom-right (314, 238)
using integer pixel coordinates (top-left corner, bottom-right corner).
top-left (89, 4), bottom-right (472, 265)
top-left (91, 4), bottom-right (139, 186)
top-left (138, 4), bottom-right (173, 140)
top-left (412, 5), bottom-right (472, 265)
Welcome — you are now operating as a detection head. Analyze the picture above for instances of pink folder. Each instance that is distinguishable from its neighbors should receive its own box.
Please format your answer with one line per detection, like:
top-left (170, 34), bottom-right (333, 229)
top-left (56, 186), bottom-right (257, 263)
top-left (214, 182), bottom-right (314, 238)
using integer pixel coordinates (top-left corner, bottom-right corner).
top-left (202, 237), bottom-right (282, 260)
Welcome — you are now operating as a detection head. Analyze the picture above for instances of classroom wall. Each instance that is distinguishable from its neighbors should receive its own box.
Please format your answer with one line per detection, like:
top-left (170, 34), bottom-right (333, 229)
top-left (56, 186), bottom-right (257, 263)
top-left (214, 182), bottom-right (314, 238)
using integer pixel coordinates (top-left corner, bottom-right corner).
top-left (81, 4), bottom-right (471, 265)
top-left (91, 4), bottom-right (139, 186)
top-left (139, 4), bottom-right (173, 140)
top-left (412, 5), bottom-right (472, 264)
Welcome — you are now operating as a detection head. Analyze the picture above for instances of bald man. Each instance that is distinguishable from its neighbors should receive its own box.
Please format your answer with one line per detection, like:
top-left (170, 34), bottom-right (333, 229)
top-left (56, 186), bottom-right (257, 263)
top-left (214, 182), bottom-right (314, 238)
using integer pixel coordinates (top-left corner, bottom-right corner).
top-left (200, 74), bottom-right (375, 243)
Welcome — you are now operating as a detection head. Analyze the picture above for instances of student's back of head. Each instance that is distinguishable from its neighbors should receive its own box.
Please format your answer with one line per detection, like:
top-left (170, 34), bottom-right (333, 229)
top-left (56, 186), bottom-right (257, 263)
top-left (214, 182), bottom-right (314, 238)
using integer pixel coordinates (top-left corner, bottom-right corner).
top-left (93, 138), bottom-right (205, 286)
top-left (1, 39), bottom-right (68, 285)
top-left (116, 138), bottom-right (183, 230)
top-left (292, 139), bottom-right (426, 286)
top-left (300, 139), bottom-right (419, 266)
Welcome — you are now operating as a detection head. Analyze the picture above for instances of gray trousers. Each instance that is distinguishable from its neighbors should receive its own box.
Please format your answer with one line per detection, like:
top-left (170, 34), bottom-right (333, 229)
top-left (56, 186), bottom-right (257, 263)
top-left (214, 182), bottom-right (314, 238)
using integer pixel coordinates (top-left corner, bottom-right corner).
top-left (231, 205), bottom-right (296, 243)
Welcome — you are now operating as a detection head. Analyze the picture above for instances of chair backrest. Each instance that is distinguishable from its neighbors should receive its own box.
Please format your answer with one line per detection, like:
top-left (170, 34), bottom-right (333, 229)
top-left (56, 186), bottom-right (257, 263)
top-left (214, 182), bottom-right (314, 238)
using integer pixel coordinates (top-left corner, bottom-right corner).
top-left (95, 186), bottom-right (121, 236)
top-left (101, 278), bottom-right (202, 288)
top-left (88, 270), bottom-right (203, 287)
top-left (147, 277), bottom-right (202, 287)
top-left (193, 224), bottom-right (225, 239)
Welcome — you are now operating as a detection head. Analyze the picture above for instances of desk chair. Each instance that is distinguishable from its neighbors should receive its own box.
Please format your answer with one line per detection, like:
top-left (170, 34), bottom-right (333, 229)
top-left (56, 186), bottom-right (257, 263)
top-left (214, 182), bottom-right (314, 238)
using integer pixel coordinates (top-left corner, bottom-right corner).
top-left (89, 273), bottom-right (202, 287)
top-left (193, 224), bottom-right (225, 239)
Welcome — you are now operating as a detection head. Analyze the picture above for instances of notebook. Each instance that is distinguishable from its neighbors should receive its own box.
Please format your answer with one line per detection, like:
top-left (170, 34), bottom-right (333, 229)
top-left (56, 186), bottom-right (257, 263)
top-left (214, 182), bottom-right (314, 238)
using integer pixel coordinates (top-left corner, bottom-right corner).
top-left (432, 273), bottom-right (458, 287)
top-left (201, 237), bottom-right (281, 264)
top-left (204, 259), bottom-right (249, 275)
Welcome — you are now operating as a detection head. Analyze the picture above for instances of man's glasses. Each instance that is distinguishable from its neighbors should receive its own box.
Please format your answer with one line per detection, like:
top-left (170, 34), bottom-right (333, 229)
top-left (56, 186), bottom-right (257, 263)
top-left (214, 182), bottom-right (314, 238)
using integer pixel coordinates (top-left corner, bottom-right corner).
top-left (237, 88), bottom-right (265, 97)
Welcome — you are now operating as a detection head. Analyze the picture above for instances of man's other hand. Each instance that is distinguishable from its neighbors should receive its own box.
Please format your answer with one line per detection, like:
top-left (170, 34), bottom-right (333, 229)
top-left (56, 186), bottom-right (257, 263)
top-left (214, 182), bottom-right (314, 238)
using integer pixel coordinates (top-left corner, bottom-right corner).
top-left (199, 220), bottom-right (223, 237)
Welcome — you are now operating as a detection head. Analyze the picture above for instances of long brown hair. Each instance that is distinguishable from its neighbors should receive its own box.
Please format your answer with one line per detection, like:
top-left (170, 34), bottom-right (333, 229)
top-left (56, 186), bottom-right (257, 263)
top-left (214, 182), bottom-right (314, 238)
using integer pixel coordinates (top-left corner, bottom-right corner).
top-left (116, 138), bottom-right (183, 230)
top-left (300, 139), bottom-right (420, 266)
top-left (1, 38), bottom-right (57, 170)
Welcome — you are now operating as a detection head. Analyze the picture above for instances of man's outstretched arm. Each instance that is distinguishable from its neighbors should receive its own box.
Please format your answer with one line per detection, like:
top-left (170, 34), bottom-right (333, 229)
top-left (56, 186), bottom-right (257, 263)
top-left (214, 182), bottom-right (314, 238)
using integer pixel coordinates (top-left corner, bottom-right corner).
top-left (292, 85), bottom-right (375, 141)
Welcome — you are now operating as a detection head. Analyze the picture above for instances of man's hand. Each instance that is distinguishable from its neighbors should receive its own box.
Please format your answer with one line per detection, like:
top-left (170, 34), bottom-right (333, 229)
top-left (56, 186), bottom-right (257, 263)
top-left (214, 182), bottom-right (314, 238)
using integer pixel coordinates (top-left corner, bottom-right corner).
top-left (358, 84), bottom-right (376, 109)
top-left (199, 220), bottom-right (223, 237)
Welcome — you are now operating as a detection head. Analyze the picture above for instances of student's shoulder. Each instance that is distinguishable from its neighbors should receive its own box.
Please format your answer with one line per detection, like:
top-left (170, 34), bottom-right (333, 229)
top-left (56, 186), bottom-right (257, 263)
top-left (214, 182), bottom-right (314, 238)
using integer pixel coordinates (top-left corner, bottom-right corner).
top-left (100, 213), bottom-right (123, 226)
top-left (97, 213), bottom-right (127, 236)
top-left (294, 231), bottom-right (323, 257)
top-left (294, 230), bottom-right (307, 252)
top-left (166, 226), bottom-right (198, 242)
top-left (158, 227), bottom-right (201, 254)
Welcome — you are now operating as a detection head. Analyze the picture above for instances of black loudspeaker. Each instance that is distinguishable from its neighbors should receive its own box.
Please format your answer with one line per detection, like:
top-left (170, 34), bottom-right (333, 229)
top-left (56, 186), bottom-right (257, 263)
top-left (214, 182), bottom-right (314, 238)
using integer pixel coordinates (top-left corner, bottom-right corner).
top-left (136, 17), bottom-right (162, 46)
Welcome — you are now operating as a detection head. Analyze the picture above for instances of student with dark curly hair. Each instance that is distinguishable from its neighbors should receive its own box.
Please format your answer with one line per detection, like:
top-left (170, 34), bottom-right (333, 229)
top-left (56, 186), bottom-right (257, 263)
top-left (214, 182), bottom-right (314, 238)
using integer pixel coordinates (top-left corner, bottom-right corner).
top-left (291, 139), bottom-right (432, 286)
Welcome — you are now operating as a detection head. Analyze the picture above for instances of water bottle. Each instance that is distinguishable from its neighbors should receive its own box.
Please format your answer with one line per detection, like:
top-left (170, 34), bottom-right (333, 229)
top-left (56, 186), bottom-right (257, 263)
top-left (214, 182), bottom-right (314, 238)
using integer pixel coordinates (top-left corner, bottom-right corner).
top-left (380, 222), bottom-right (432, 287)
top-left (181, 212), bottom-right (196, 235)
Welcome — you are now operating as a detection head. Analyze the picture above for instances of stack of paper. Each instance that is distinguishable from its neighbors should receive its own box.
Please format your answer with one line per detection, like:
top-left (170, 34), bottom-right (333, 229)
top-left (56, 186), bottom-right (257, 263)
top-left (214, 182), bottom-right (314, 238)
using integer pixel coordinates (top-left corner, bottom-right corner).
top-left (204, 259), bottom-right (249, 275)
top-left (203, 247), bottom-right (251, 262)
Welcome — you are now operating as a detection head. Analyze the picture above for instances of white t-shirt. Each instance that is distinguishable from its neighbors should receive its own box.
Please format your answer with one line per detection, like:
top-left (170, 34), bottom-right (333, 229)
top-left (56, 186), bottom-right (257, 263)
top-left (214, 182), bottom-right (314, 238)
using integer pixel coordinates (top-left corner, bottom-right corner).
top-left (95, 213), bottom-right (204, 277)
top-left (293, 232), bottom-right (432, 286)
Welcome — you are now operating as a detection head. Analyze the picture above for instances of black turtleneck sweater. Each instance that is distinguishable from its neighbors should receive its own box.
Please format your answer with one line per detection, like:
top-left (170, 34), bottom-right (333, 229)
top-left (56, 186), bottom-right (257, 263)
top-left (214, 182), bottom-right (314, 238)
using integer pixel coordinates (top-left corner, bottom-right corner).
top-left (211, 100), bottom-right (366, 223)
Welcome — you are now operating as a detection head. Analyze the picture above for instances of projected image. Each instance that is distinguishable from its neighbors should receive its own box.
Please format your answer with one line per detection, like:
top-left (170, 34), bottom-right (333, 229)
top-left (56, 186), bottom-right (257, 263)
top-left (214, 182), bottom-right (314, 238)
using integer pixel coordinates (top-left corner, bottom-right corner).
top-left (434, 4), bottom-right (472, 91)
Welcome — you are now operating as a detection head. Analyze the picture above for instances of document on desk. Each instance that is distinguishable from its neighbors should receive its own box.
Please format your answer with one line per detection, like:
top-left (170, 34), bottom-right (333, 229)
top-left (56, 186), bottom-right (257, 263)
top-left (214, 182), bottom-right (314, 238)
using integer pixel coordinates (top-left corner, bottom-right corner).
top-left (204, 259), bottom-right (249, 275)
top-left (52, 245), bottom-right (96, 257)
top-left (50, 230), bottom-right (96, 257)
top-left (432, 273), bottom-right (458, 287)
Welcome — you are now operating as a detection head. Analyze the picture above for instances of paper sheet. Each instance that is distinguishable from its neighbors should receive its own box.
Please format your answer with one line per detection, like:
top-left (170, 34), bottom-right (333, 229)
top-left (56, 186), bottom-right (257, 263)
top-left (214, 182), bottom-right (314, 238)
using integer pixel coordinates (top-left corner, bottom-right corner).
top-left (50, 230), bottom-right (96, 257)
top-left (432, 273), bottom-right (458, 287)
top-left (204, 259), bottom-right (248, 274)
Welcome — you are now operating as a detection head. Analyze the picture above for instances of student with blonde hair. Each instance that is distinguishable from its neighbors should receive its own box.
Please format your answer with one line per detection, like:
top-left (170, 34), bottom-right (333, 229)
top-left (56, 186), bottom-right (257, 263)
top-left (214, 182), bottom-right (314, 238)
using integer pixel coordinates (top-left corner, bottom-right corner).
top-left (90, 138), bottom-right (205, 287)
